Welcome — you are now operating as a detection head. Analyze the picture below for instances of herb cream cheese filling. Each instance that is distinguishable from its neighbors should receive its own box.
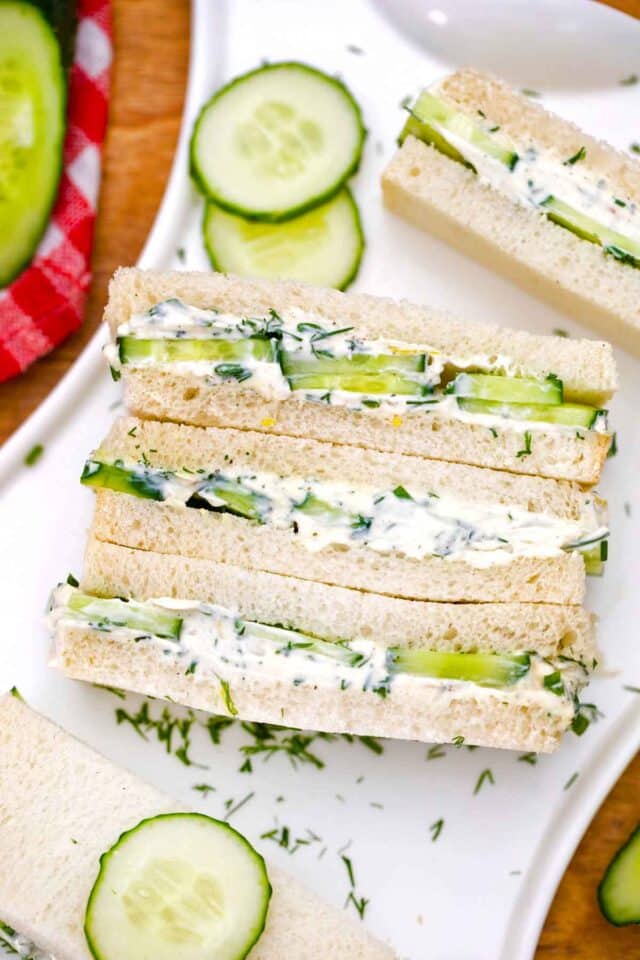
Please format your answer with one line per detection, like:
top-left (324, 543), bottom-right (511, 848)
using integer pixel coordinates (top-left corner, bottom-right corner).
top-left (105, 300), bottom-right (607, 434)
top-left (49, 586), bottom-right (590, 716)
top-left (0, 922), bottom-right (54, 960)
top-left (82, 457), bottom-right (608, 568)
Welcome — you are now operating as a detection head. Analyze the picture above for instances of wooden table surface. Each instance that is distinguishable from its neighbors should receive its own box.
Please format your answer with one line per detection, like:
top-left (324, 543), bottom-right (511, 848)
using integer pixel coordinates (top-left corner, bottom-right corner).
top-left (1, 1), bottom-right (638, 955)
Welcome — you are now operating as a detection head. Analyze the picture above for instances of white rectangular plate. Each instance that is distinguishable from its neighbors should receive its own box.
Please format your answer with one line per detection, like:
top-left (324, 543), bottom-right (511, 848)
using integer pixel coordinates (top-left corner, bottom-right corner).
top-left (1, 2), bottom-right (639, 958)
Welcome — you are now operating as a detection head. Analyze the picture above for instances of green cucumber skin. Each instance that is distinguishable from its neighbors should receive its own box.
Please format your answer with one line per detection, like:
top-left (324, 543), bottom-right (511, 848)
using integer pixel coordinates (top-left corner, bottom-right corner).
top-left (387, 649), bottom-right (531, 688)
top-left (202, 187), bottom-right (365, 292)
top-left (280, 350), bottom-right (426, 377)
top-left (598, 825), bottom-right (640, 926)
top-left (0, 2), bottom-right (67, 286)
top-left (84, 813), bottom-right (272, 960)
top-left (118, 335), bottom-right (276, 365)
top-left (190, 61), bottom-right (367, 223)
top-left (457, 397), bottom-right (601, 429)
top-left (447, 372), bottom-right (563, 405)
top-left (81, 461), bottom-right (166, 501)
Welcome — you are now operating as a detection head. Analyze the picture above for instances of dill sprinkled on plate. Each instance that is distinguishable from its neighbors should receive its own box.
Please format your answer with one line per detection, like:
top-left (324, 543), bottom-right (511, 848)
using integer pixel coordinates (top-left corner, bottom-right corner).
top-left (426, 744), bottom-right (446, 760)
top-left (518, 752), bottom-right (538, 765)
top-left (516, 431), bottom-right (532, 459)
top-left (623, 685), bottom-right (640, 693)
top-left (474, 768), bottom-right (495, 795)
top-left (521, 88), bottom-right (541, 98)
top-left (429, 818), bottom-right (444, 842)
top-left (553, 328), bottom-right (569, 337)
top-left (564, 772), bottom-right (579, 791)
top-left (452, 735), bottom-right (465, 747)
top-left (564, 146), bottom-right (586, 166)
top-left (24, 443), bottom-right (44, 466)
top-left (115, 701), bottom-right (206, 768)
top-left (193, 783), bottom-right (216, 797)
top-left (620, 73), bottom-right (638, 86)
top-left (223, 791), bottom-right (255, 820)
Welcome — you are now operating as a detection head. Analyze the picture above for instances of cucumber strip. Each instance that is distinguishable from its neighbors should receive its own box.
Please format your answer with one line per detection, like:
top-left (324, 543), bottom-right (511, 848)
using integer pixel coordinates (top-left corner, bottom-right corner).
top-left (542, 196), bottom-right (640, 267)
top-left (81, 460), bottom-right (167, 501)
top-left (67, 592), bottom-right (182, 640)
top-left (118, 336), bottom-right (276, 365)
top-left (447, 371), bottom-right (563, 405)
top-left (202, 477), bottom-right (270, 521)
top-left (84, 813), bottom-right (271, 960)
top-left (280, 350), bottom-right (426, 377)
top-left (400, 90), bottom-right (518, 170)
top-left (0, 2), bottom-right (66, 285)
top-left (190, 62), bottom-right (366, 222)
top-left (456, 397), bottom-right (602, 428)
top-left (203, 188), bottom-right (364, 290)
top-left (598, 825), bottom-right (640, 926)
top-left (288, 371), bottom-right (428, 395)
top-left (248, 621), bottom-right (368, 668)
top-left (388, 648), bottom-right (531, 688)
top-left (295, 492), bottom-right (345, 524)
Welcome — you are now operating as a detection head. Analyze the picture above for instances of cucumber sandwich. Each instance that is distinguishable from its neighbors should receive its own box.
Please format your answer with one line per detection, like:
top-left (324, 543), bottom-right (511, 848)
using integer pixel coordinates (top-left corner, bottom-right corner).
top-left (104, 269), bottom-right (616, 484)
top-left (82, 416), bottom-right (609, 603)
top-left (0, 692), bottom-right (393, 960)
top-left (49, 537), bottom-right (598, 753)
top-left (382, 68), bottom-right (640, 355)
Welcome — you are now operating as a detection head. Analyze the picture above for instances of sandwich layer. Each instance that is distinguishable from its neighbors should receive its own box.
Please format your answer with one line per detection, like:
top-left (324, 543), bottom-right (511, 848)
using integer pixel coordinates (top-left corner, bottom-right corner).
top-left (382, 68), bottom-right (640, 354)
top-left (104, 269), bottom-right (615, 483)
top-left (50, 539), bottom-right (597, 753)
top-left (0, 693), bottom-right (394, 960)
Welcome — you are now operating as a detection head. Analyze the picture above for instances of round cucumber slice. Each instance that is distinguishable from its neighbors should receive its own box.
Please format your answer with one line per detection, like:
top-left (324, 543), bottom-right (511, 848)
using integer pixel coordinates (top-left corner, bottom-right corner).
top-left (203, 188), bottom-right (364, 290)
top-left (85, 813), bottom-right (272, 960)
top-left (191, 62), bottom-right (366, 222)
top-left (0, 2), bottom-right (66, 286)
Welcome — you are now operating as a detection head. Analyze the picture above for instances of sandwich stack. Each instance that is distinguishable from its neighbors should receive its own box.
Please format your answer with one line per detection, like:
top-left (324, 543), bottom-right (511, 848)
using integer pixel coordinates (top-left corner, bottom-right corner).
top-left (49, 267), bottom-right (617, 753)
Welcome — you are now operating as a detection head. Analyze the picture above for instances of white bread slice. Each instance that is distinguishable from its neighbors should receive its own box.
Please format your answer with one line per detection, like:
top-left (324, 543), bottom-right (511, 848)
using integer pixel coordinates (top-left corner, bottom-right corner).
top-left (105, 268), bottom-right (615, 484)
top-left (382, 68), bottom-right (640, 355)
top-left (0, 693), bottom-right (394, 960)
top-left (52, 538), bottom-right (595, 753)
top-left (90, 416), bottom-right (590, 603)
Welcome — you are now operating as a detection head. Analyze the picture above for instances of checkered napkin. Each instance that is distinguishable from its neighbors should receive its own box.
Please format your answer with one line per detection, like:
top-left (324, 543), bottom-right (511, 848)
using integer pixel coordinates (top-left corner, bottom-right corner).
top-left (0, 0), bottom-right (112, 383)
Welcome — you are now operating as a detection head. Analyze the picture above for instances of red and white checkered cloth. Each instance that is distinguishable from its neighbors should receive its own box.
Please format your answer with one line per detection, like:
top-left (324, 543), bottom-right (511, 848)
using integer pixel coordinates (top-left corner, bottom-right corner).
top-left (0, 0), bottom-right (112, 383)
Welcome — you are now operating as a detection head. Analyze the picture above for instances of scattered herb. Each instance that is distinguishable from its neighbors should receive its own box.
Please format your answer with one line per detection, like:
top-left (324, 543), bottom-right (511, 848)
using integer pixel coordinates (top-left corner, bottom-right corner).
top-left (620, 73), bottom-right (638, 86)
top-left (115, 701), bottom-right (205, 768)
top-left (346, 43), bottom-right (364, 55)
top-left (489, 125), bottom-right (500, 132)
top-left (518, 752), bottom-right (538, 765)
top-left (543, 671), bottom-right (565, 697)
top-left (176, 246), bottom-right (186, 262)
top-left (489, 427), bottom-right (498, 438)
top-left (342, 855), bottom-right (356, 887)
top-left (624, 502), bottom-right (631, 517)
top-left (607, 432), bottom-right (618, 458)
top-left (631, 143), bottom-right (640, 154)
top-left (426, 744), bottom-right (446, 760)
top-left (127, 425), bottom-right (137, 437)
top-left (521, 88), bottom-right (540, 98)
top-left (214, 363), bottom-right (252, 383)
top-left (614, 198), bottom-right (627, 207)
top-left (571, 701), bottom-right (603, 736)
top-left (393, 484), bottom-right (412, 500)
top-left (66, 572), bottom-right (79, 587)
top-left (193, 783), bottom-right (216, 797)
top-left (564, 771), bottom-right (579, 790)
top-left (399, 94), bottom-right (412, 110)
top-left (623, 685), bottom-right (640, 693)
top-left (341, 854), bottom-right (370, 921)
top-left (474, 768), bottom-right (495, 795)
top-left (516, 431), bottom-right (532, 459)
top-left (220, 678), bottom-right (238, 716)
top-left (224, 791), bottom-right (255, 820)
top-left (452, 736), bottom-right (465, 748)
top-left (95, 683), bottom-right (126, 699)
top-left (553, 328), bottom-right (569, 338)
top-left (429, 818), bottom-right (444, 842)
top-left (24, 443), bottom-right (44, 467)
top-left (564, 146), bottom-right (586, 166)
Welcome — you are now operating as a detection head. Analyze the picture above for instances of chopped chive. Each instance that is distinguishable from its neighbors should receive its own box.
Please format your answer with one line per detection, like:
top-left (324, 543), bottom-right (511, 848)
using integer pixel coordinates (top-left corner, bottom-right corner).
top-left (474, 768), bottom-right (495, 795)
top-left (429, 818), bottom-right (444, 842)
top-left (516, 431), bottom-right (532, 459)
top-left (564, 771), bottom-right (579, 790)
top-left (564, 146), bottom-right (586, 166)
top-left (620, 74), bottom-right (638, 86)
top-left (24, 443), bottom-right (44, 466)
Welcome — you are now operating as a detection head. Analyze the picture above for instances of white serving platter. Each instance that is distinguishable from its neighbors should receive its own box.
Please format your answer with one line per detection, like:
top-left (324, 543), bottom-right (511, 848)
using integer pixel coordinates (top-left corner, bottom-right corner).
top-left (1, 1), bottom-right (639, 958)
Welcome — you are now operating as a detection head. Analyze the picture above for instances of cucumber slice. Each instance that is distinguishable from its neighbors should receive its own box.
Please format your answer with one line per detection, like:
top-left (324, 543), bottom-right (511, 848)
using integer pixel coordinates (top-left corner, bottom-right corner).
top-left (190, 62), bottom-right (366, 222)
top-left (457, 397), bottom-right (602, 428)
top-left (281, 351), bottom-right (426, 377)
top-left (598, 825), bottom-right (640, 926)
top-left (388, 648), bottom-right (531, 688)
top-left (400, 91), bottom-right (518, 170)
top-left (288, 371), bottom-right (427, 396)
top-left (118, 336), bottom-right (276, 365)
top-left (81, 460), bottom-right (168, 501)
top-left (202, 477), bottom-right (269, 521)
top-left (203, 188), bottom-right (364, 290)
top-left (295, 492), bottom-right (346, 524)
top-left (67, 592), bottom-right (182, 640)
top-left (0, 2), bottom-right (66, 285)
top-left (248, 621), bottom-right (368, 668)
top-left (84, 813), bottom-right (271, 960)
top-left (447, 372), bottom-right (563, 405)
top-left (542, 196), bottom-right (640, 268)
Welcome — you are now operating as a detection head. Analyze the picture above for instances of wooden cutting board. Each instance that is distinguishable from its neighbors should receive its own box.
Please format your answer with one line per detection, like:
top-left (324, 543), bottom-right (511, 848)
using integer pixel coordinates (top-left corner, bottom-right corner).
top-left (0, 2), bottom-right (638, 955)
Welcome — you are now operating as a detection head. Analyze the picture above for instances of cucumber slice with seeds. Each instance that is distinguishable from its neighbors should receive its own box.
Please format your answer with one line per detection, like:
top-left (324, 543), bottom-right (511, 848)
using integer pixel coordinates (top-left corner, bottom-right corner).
top-left (84, 813), bottom-right (271, 960)
top-left (388, 648), bottom-right (531, 688)
top-left (288, 371), bottom-right (427, 395)
top-left (598, 825), bottom-right (640, 926)
top-left (0, 2), bottom-right (66, 286)
top-left (118, 336), bottom-right (276, 365)
top-left (67, 592), bottom-right (182, 640)
top-left (542, 196), bottom-right (640, 267)
top-left (457, 397), bottom-right (602, 428)
top-left (203, 188), bottom-right (364, 290)
top-left (281, 351), bottom-right (426, 377)
top-left (400, 91), bottom-right (518, 170)
top-left (81, 460), bottom-right (168, 501)
top-left (447, 372), bottom-right (563, 405)
top-left (190, 62), bottom-right (366, 222)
